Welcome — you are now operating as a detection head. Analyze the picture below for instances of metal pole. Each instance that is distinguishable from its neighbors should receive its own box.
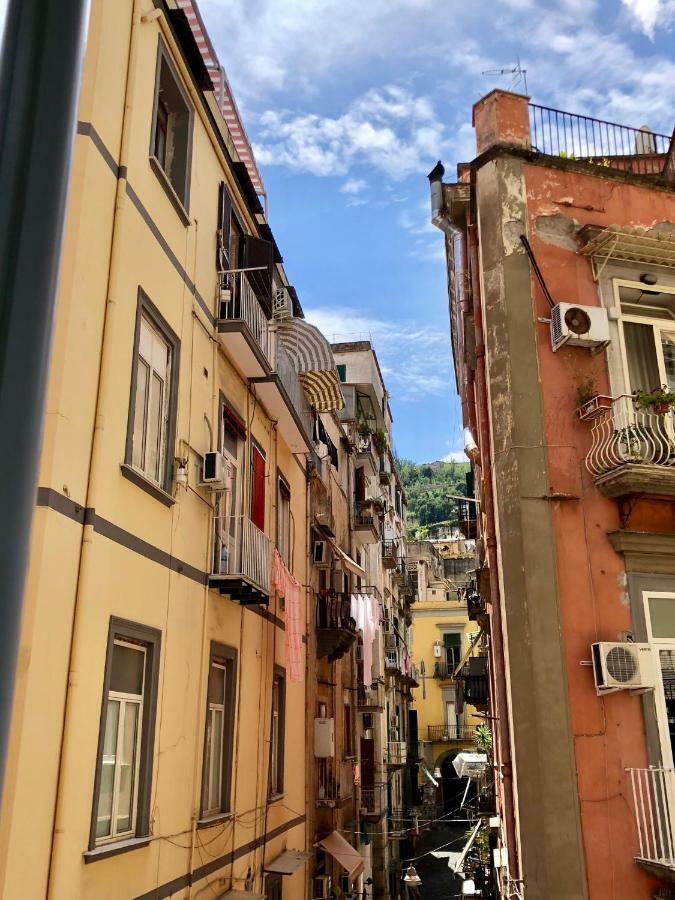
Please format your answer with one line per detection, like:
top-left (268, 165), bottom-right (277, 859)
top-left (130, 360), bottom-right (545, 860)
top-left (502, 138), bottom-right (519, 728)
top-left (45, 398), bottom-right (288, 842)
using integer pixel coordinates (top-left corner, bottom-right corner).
top-left (0, 0), bottom-right (90, 795)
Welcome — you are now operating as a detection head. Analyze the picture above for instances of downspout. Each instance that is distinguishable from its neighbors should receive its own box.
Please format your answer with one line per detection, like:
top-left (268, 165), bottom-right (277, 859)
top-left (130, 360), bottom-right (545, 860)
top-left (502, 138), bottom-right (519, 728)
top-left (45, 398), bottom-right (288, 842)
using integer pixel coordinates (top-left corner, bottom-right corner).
top-left (46, 3), bottom-right (143, 895)
top-left (468, 222), bottom-right (520, 890)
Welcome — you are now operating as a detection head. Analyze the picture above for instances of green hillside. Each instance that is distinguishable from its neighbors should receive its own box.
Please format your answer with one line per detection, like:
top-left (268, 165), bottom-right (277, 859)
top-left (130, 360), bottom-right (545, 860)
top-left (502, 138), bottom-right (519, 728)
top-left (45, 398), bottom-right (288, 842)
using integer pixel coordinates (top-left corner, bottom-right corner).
top-left (398, 459), bottom-right (471, 538)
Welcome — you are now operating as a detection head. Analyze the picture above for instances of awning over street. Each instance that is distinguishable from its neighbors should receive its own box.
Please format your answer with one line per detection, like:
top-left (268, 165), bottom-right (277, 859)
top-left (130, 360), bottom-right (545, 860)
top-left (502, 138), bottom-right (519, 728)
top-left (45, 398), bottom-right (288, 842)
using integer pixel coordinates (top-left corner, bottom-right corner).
top-left (264, 849), bottom-right (312, 875)
top-left (277, 318), bottom-right (345, 412)
top-left (316, 830), bottom-right (364, 881)
top-left (330, 540), bottom-right (366, 578)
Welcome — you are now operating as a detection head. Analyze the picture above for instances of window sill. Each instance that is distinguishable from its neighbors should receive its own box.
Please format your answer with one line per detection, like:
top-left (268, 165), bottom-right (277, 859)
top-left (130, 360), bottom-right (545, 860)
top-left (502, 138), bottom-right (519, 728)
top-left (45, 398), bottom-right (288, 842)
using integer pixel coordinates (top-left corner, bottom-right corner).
top-left (120, 463), bottom-right (175, 507)
top-left (149, 155), bottom-right (191, 226)
top-left (197, 811), bottom-right (234, 829)
top-left (268, 793), bottom-right (285, 804)
top-left (83, 836), bottom-right (150, 864)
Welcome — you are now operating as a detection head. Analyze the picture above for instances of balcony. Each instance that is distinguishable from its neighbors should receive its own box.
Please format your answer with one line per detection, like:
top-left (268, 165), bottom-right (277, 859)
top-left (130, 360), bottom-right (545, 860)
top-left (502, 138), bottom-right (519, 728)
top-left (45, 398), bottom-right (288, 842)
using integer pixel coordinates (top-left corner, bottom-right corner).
top-left (528, 103), bottom-right (672, 178)
top-left (392, 557), bottom-right (407, 587)
top-left (358, 681), bottom-right (385, 710)
top-left (388, 809), bottom-right (412, 839)
top-left (385, 741), bottom-right (407, 769)
top-left (360, 783), bottom-right (386, 822)
top-left (316, 592), bottom-right (357, 661)
top-left (210, 514), bottom-right (271, 605)
top-left (216, 270), bottom-right (273, 378)
top-left (310, 463), bottom-right (335, 535)
top-left (384, 648), bottom-right (402, 674)
top-left (353, 500), bottom-right (381, 543)
top-left (381, 540), bottom-right (397, 569)
top-left (427, 725), bottom-right (475, 743)
top-left (317, 759), bottom-right (354, 808)
top-left (461, 656), bottom-right (489, 709)
top-left (456, 499), bottom-right (478, 540)
top-left (355, 431), bottom-right (379, 476)
top-left (250, 343), bottom-right (314, 454)
top-left (627, 767), bottom-right (675, 882)
top-left (432, 661), bottom-right (458, 680)
top-left (583, 395), bottom-right (675, 499)
top-left (408, 739), bottom-right (424, 763)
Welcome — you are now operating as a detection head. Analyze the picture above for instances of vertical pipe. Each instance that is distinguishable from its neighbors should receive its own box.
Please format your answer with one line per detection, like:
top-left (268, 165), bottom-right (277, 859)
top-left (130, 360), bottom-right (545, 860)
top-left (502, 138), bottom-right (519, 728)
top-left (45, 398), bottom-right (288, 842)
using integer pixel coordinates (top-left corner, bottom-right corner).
top-left (0, 0), bottom-right (90, 797)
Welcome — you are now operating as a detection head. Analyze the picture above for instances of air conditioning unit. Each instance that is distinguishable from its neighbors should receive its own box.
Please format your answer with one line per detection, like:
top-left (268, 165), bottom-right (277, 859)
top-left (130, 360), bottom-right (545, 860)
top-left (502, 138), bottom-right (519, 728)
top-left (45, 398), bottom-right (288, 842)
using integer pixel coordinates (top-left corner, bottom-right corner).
top-left (313, 540), bottom-right (329, 566)
top-left (433, 642), bottom-right (443, 659)
top-left (591, 642), bottom-right (655, 694)
top-left (199, 452), bottom-right (232, 490)
top-left (313, 875), bottom-right (332, 899)
top-left (314, 717), bottom-right (335, 757)
top-left (550, 303), bottom-right (610, 352)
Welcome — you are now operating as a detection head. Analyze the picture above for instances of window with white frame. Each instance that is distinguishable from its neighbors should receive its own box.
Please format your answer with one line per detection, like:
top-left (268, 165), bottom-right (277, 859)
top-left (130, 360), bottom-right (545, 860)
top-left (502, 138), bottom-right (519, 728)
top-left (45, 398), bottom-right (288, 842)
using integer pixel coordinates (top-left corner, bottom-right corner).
top-left (643, 592), bottom-right (675, 767)
top-left (150, 41), bottom-right (193, 212)
top-left (213, 401), bottom-right (245, 575)
top-left (201, 644), bottom-right (237, 817)
top-left (277, 475), bottom-right (291, 567)
top-left (131, 314), bottom-right (171, 483)
top-left (91, 620), bottom-right (160, 849)
top-left (618, 283), bottom-right (675, 394)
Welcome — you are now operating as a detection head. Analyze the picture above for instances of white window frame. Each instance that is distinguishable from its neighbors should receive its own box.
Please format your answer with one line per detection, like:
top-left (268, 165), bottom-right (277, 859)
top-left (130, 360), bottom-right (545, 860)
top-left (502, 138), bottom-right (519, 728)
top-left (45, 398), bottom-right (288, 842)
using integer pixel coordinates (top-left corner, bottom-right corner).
top-left (96, 640), bottom-right (146, 844)
top-left (214, 408), bottom-right (244, 575)
top-left (132, 314), bottom-right (171, 485)
top-left (277, 475), bottom-right (291, 567)
top-left (643, 591), bottom-right (675, 769)
top-left (203, 660), bottom-right (226, 816)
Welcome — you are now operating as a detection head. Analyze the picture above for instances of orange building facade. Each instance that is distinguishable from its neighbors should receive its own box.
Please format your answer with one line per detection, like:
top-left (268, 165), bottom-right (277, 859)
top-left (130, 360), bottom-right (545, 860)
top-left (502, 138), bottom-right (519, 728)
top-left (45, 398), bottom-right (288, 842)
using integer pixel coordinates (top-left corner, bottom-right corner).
top-left (431, 90), bottom-right (675, 899)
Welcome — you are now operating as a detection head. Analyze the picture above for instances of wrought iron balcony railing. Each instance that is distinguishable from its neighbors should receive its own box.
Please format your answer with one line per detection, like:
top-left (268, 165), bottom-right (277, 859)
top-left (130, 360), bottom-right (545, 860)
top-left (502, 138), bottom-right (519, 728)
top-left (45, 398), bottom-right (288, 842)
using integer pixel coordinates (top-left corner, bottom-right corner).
top-left (627, 767), bottom-right (675, 873)
top-left (427, 724), bottom-right (475, 742)
top-left (583, 395), bottom-right (675, 476)
top-left (529, 103), bottom-right (672, 177)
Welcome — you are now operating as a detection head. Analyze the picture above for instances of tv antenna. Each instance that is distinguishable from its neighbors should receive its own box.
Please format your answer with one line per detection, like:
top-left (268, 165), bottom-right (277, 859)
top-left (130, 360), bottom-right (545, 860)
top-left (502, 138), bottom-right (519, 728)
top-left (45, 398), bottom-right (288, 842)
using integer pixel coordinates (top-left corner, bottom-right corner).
top-left (482, 57), bottom-right (528, 95)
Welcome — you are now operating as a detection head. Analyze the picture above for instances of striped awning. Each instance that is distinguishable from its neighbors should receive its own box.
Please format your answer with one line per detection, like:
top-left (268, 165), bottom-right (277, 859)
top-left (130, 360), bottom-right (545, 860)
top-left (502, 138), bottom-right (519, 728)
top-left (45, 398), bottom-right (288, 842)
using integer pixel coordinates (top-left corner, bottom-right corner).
top-left (278, 318), bottom-right (345, 412)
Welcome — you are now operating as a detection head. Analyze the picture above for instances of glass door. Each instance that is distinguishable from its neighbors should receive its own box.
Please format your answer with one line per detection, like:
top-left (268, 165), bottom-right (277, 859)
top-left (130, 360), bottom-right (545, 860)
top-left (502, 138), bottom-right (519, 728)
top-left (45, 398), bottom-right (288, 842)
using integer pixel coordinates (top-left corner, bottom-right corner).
top-left (644, 593), bottom-right (675, 768)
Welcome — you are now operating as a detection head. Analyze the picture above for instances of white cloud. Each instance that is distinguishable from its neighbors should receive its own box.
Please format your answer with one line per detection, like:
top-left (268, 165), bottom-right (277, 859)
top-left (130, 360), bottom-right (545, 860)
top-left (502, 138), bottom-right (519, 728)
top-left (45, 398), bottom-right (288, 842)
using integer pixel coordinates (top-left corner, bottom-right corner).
top-left (621, 0), bottom-right (675, 38)
top-left (442, 451), bottom-right (467, 462)
top-left (340, 178), bottom-right (367, 194)
top-left (305, 305), bottom-right (452, 402)
top-left (253, 86), bottom-right (447, 181)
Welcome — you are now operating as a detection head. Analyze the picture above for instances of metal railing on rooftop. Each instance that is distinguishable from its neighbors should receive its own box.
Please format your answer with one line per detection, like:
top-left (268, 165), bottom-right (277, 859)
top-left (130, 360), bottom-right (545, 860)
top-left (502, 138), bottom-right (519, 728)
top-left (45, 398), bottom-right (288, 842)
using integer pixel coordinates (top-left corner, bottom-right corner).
top-left (529, 103), bottom-right (672, 176)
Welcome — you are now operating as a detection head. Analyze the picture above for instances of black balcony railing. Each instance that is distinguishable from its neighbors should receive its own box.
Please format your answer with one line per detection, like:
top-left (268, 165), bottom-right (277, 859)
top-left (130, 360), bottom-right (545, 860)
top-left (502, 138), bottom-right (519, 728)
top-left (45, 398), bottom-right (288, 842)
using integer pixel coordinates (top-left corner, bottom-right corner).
top-left (432, 660), bottom-right (460, 679)
top-left (382, 540), bottom-right (397, 565)
top-left (427, 724), bottom-right (475, 742)
top-left (354, 500), bottom-right (379, 530)
top-left (529, 103), bottom-right (672, 177)
top-left (460, 655), bottom-right (489, 707)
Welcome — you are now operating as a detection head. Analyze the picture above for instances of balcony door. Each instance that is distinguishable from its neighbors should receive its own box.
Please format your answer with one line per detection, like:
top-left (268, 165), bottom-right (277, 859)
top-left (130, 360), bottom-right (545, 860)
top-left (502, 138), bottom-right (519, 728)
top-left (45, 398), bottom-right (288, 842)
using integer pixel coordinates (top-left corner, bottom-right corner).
top-left (644, 592), bottom-right (675, 768)
top-left (618, 283), bottom-right (675, 396)
top-left (214, 406), bottom-right (243, 574)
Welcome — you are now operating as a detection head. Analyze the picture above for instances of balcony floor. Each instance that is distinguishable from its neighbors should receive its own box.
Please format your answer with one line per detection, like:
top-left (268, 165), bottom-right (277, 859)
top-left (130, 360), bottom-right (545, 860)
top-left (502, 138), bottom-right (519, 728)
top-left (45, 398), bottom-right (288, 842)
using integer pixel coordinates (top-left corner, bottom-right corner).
top-left (316, 626), bottom-right (356, 660)
top-left (636, 857), bottom-right (675, 883)
top-left (216, 320), bottom-right (271, 379)
top-left (594, 462), bottom-right (675, 499)
top-left (208, 574), bottom-right (270, 606)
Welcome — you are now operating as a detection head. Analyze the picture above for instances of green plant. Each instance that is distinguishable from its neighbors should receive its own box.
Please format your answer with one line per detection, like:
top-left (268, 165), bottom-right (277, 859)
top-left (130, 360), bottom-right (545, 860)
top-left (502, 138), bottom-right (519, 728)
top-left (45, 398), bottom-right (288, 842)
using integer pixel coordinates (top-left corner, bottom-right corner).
top-left (635, 386), bottom-right (675, 413)
top-left (372, 428), bottom-right (388, 455)
top-left (576, 378), bottom-right (597, 407)
top-left (558, 150), bottom-right (575, 160)
top-left (463, 824), bottom-right (491, 863)
top-left (474, 723), bottom-right (493, 756)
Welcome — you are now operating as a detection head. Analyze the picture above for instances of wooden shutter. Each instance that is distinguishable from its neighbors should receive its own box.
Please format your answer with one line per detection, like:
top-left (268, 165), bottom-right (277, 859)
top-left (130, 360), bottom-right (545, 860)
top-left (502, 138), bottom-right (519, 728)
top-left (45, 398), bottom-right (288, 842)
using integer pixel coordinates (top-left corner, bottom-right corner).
top-left (251, 445), bottom-right (265, 531)
top-left (355, 466), bottom-right (366, 503)
top-left (216, 182), bottom-right (232, 271)
top-left (243, 235), bottom-right (273, 303)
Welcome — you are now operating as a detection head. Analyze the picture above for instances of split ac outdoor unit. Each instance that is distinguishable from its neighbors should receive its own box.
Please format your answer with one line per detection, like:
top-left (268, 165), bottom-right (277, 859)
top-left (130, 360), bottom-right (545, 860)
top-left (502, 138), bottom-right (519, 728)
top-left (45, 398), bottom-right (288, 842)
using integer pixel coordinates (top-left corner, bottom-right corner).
top-left (199, 452), bottom-right (232, 490)
top-left (313, 540), bottom-right (329, 566)
top-left (591, 642), bottom-right (655, 694)
top-left (313, 875), bottom-right (332, 899)
top-left (550, 302), bottom-right (610, 352)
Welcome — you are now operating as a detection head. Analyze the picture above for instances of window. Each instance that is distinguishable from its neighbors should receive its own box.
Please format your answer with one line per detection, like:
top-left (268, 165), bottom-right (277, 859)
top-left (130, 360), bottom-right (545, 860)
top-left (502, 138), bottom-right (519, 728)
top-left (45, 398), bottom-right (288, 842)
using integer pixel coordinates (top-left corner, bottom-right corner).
top-left (265, 874), bottom-right (283, 900)
top-left (619, 283), bottom-right (675, 394)
top-left (90, 619), bottom-right (160, 850)
top-left (213, 398), bottom-right (246, 575)
top-left (336, 363), bottom-right (347, 383)
top-left (250, 442), bottom-right (266, 532)
top-left (344, 703), bottom-right (353, 757)
top-left (644, 593), bottom-right (675, 767)
top-left (201, 644), bottom-right (237, 818)
top-left (444, 632), bottom-right (462, 670)
top-left (277, 475), bottom-right (291, 566)
top-left (269, 668), bottom-right (285, 798)
top-left (150, 41), bottom-right (193, 214)
top-left (125, 292), bottom-right (179, 498)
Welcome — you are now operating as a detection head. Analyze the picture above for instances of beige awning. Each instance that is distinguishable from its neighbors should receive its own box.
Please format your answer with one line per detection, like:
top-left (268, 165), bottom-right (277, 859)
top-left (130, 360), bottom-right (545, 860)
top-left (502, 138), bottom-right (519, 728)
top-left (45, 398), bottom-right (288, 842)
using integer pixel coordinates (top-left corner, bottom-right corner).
top-left (316, 830), bottom-right (364, 881)
top-left (329, 540), bottom-right (366, 578)
top-left (264, 849), bottom-right (312, 875)
top-left (277, 318), bottom-right (345, 412)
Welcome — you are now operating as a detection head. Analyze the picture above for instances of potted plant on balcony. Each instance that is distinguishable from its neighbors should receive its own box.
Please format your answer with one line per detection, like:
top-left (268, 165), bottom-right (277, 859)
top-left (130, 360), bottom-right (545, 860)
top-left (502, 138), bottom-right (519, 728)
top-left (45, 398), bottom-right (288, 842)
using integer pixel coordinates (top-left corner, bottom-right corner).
top-left (635, 385), bottom-right (675, 415)
top-left (372, 428), bottom-right (388, 455)
top-left (575, 379), bottom-right (612, 421)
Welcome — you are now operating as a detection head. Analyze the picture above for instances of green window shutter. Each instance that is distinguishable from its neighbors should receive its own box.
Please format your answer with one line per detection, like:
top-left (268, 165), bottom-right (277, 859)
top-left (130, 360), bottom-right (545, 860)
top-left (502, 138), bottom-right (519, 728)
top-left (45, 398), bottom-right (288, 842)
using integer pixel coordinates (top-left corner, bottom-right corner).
top-left (336, 364), bottom-right (347, 383)
top-left (444, 633), bottom-right (461, 648)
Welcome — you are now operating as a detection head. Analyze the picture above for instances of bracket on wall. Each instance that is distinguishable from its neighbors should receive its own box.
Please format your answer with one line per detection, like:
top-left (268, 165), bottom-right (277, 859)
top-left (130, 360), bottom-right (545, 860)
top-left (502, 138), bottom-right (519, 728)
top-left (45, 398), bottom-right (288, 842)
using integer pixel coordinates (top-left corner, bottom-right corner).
top-left (618, 495), bottom-right (641, 529)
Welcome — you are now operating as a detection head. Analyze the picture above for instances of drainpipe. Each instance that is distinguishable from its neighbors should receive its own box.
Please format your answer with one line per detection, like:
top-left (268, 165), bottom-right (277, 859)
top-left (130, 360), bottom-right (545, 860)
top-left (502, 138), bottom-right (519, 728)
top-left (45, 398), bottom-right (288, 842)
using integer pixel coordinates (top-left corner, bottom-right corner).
top-left (468, 222), bottom-right (520, 890)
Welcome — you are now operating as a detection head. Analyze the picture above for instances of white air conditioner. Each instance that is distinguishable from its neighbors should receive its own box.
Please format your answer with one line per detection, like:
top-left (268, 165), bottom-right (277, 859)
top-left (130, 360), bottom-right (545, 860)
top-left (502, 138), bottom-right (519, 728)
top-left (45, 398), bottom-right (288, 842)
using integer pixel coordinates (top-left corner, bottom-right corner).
top-left (591, 642), bottom-right (655, 694)
top-left (550, 302), bottom-right (610, 352)
top-left (313, 540), bottom-right (329, 566)
top-left (433, 642), bottom-right (443, 658)
top-left (313, 875), bottom-right (332, 899)
top-left (314, 717), bottom-right (335, 757)
top-left (199, 451), bottom-right (232, 490)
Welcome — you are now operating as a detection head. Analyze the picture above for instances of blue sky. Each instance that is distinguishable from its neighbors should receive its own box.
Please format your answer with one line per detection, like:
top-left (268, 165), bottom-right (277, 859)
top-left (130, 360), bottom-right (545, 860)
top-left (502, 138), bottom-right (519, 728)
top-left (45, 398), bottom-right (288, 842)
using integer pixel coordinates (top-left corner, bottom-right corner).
top-left (3, 0), bottom-right (674, 460)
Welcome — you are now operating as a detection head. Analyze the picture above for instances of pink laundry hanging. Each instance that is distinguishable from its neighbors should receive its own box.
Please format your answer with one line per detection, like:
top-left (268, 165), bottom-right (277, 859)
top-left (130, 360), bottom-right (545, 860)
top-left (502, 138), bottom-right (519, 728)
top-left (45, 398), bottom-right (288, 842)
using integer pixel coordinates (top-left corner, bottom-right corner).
top-left (272, 549), bottom-right (305, 683)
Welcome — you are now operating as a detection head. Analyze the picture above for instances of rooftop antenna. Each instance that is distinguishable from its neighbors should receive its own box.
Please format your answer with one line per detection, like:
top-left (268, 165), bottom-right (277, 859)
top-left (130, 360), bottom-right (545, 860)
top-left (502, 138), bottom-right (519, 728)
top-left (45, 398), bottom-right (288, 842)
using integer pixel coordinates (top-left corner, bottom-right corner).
top-left (481, 56), bottom-right (528, 95)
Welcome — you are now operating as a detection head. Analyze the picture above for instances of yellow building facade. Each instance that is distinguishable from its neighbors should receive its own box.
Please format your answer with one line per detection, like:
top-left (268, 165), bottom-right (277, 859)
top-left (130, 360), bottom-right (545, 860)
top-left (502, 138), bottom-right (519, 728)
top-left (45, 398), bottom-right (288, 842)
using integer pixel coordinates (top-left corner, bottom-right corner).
top-left (407, 540), bottom-right (481, 812)
top-left (0, 2), bottom-right (342, 897)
